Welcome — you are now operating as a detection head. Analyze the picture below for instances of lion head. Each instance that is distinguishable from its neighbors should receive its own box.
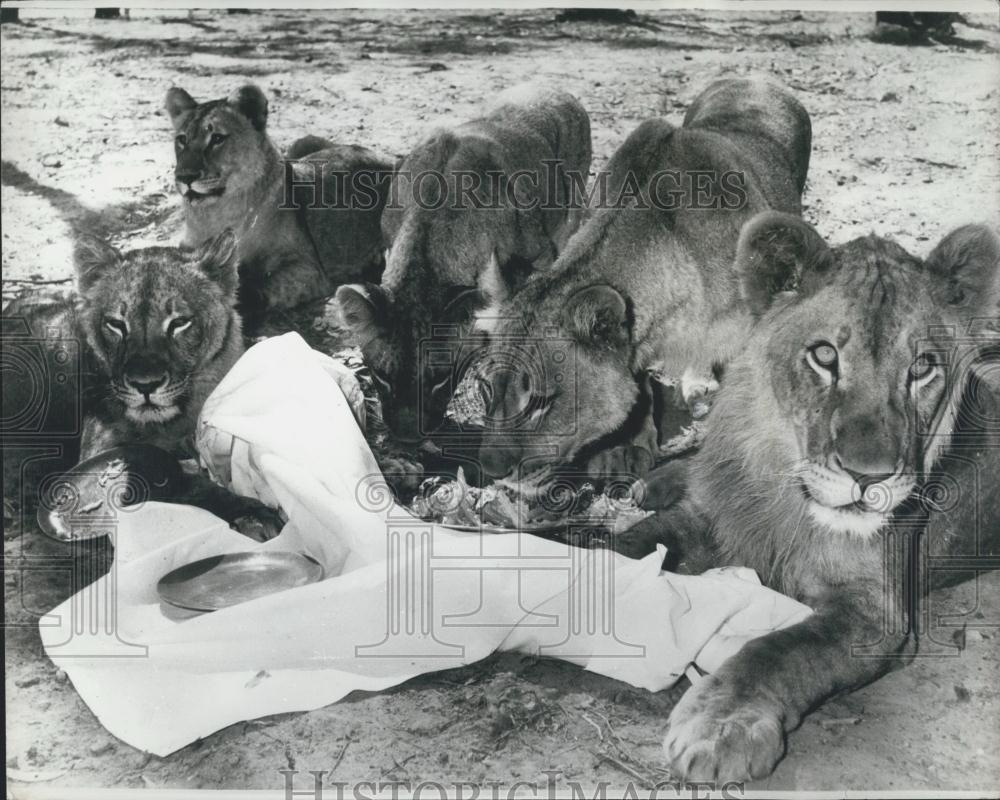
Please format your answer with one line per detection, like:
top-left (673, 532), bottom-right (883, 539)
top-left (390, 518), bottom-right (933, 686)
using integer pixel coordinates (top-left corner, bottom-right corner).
top-left (334, 276), bottom-right (491, 443)
top-left (74, 230), bottom-right (242, 427)
top-left (164, 84), bottom-right (275, 208)
top-left (696, 213), bottom-right (999, 551)
top-left (334, 130), bottom-right (538, 443)
top-left (474, 227), bottom-right (652, 483)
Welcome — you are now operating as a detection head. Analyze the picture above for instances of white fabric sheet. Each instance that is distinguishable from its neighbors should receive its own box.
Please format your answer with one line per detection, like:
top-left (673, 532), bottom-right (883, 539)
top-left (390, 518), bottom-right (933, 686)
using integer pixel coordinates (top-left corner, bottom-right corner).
top-left (40, 333), bottom-right (811, 756)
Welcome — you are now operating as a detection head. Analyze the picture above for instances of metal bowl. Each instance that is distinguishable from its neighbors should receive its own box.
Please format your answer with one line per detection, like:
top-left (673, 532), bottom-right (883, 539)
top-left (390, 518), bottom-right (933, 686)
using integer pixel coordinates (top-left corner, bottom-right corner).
top-left (157, 551), bottom-right (324, 614)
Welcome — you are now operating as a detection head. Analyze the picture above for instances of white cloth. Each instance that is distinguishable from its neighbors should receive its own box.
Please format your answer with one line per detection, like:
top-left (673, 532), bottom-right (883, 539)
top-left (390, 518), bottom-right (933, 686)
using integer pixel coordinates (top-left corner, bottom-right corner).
top-left (40, 333), bottom-right (811, 756)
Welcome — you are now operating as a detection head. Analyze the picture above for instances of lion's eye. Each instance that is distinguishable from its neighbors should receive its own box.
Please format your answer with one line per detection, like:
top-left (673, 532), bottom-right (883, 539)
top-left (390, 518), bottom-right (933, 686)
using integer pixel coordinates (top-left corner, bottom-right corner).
top-left (209, 133), bottom-right (228, 148)
top-left (175, 134), bottom-right (187, 148)
top-left (909, 352), bottom-right (940, 385)
top-left (103, 317), bottom-right (127, 337)
top-left (167, 316), bottom-right (193, 337)
top-left (806, 341), bottom-right (839, 380)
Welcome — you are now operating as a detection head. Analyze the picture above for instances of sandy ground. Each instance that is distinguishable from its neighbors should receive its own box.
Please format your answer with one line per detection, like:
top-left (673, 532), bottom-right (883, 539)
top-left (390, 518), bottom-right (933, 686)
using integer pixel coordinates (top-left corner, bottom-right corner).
top-left (3, 8), bottom-right (999, 794)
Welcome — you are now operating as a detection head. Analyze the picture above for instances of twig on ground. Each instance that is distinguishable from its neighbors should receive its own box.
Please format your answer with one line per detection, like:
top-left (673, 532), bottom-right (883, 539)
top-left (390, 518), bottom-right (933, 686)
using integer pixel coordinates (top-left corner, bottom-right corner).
top-left (4, 277), bottom-right (73, 285)
top-left (818, 715), bottom-right (862, 729)
top-left (913, 156), bottom-right (960, 169)
top-left (580, 712), bottom-right (604, 741)
top-left (593, 751), bottom-right (655, 788)
top-left (379, 753), bottom-right (415, 779)
top-left (327, 735), bottom-right (352, 778)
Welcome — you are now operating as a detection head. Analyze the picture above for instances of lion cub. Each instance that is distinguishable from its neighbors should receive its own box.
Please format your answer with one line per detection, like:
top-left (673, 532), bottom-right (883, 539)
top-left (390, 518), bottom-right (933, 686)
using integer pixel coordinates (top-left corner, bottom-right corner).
top-left (164, 83), bottom-right (393, 326)
top-left (628, 215), bottom-right (1000, 782)
top-left (2, 231), bottom-right (281, 540)
top-left (335, 84), bottom-right (592, 441)
top-left (477, 77), bottom-right (812, 482)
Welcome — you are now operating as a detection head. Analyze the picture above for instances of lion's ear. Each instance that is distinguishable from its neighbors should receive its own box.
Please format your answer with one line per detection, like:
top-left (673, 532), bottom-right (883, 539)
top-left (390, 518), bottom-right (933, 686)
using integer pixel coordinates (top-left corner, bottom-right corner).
top-left (194, 229), bottom-right (239, 296)
top-left (926, 224), bottom-right (1000, 318)
top-left (335, 283), bottom-right (392, 341)
top-left (164, 87), bottom-right (197, 130)
top-left (565, 284), bottom-right (629, 350)
top-left (74, 235), bottom-right (122, 294)
top-left (734, 211), bottom-right (833, 316)
top-left (227, 84), bottom-right (269, 131)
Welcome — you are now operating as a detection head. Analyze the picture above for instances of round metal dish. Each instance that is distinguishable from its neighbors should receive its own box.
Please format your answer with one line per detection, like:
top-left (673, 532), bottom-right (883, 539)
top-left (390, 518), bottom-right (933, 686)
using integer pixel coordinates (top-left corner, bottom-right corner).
top-left (435, 520), bottom-right (570, 533)
top-left (36, 444), bottom-right (184, 542)
top-left (157, 551), bottom-right (324, 613)
top-left (440, 519), bottom-right (600, 534)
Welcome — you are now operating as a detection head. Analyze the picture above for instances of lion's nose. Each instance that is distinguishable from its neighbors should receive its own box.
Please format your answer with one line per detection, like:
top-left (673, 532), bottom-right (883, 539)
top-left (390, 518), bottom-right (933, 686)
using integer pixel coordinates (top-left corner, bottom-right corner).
top-left (175, 171), bottom-right (201, 187)
top-left (844, 467), bottom-right (894, 492)
top-left (831, 453), bottom-right (896, 491)
top-left (126, 373), bottom-right (167, 397)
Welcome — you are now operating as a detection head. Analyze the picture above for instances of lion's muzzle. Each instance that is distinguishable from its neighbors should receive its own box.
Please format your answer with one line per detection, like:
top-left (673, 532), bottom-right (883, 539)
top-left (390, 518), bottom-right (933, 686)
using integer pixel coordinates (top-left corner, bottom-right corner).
top-left (797, 458), bottom-right (916, 537)
top-left (175, 171), bottom-right (225, 202)
top-left (121, 356), bottom-right (183, 423)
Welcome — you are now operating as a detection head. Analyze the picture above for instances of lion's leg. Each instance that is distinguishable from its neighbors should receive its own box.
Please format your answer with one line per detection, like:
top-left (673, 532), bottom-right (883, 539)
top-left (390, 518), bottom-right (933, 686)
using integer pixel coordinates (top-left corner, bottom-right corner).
top-left (174, 471), bottom-right (285, 542)
top-left (664, 588), bottom-right (913, 782)
top-left (584, 415), bottom-right (658, 484)
top-left (584, 374), bottom-right (661, 483)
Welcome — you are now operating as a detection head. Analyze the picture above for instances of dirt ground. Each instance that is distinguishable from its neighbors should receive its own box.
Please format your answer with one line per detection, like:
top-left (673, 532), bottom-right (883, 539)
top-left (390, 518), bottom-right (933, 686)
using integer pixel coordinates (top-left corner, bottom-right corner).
top-left (3, 8), bottom-right (999, 794)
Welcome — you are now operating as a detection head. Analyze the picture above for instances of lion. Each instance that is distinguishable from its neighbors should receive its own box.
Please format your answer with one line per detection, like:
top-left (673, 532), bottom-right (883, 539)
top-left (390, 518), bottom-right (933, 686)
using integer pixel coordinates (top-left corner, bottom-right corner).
top-left (623, 213), bottom-right (1000, 781)
top-left (475, 78), bottom-right (811, 484)
top-left (334, 84), bottom-right (592, 443)
top-left (2, 231), bottom-right (282, 540)
top-left (164, 83), bottom-right (393, 327)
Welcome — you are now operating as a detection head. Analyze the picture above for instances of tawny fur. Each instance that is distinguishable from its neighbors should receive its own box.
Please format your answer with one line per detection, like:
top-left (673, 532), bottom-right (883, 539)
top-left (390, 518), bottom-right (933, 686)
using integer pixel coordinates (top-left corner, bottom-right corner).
top-left (2, 234), bottom-right (281, 538)
top-left (335, 84), bottom-right (593, 440)
top-left (631, 217), bottom-right (999, 783)
top-left (71, 234), bottom-right (245, 458)
top-left (165, 84), bottom-right (393, 322)
top-left (477, 78), bottom-right (812, 480)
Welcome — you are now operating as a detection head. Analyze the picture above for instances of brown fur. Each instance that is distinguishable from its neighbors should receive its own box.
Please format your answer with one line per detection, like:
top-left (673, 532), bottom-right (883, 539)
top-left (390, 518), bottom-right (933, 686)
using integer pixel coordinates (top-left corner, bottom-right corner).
top-left (630, 216), bottom-right (1000, 781)
top-left (2, 233), bottom-right (281, 538)
top-left (165, 84), bottom-right (393, 325)
top-left (334, 84), bottom-right (592, 441)
top-left (476, 78), bottom-right (812, 482)
top-left (71, 233), bottom-right (244, 456)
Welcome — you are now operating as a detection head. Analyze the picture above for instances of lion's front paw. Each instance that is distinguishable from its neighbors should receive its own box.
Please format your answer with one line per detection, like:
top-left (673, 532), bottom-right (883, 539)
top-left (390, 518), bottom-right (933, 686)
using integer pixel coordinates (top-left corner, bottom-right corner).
top-left (586, 443), bottom-right (654, 484)
top-left (663, 676), bottom-right (785, 782)
top-left (680, 370), bottom-right (720, 420)
top-left (377, 453), bottom-right (425, 498)
top-left (230, 501), bottom-right (285, 542)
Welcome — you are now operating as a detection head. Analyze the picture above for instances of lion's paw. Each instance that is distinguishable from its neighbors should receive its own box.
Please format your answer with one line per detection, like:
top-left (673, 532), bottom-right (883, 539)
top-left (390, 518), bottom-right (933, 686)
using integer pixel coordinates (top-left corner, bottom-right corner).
top-left (663, 676), bottom-right (785, 783)
top-left (586, 443), bottom-right (654, 484)
top-left (231, 502), bottom-right (285, 542)
top-left (680, 370), bottom-right (720, 420)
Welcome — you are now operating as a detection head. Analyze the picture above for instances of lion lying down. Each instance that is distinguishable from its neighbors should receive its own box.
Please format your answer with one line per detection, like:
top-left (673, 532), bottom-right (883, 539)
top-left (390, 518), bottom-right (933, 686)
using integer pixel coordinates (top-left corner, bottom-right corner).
top-left (620, 212), bottom-right (1000, 782)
